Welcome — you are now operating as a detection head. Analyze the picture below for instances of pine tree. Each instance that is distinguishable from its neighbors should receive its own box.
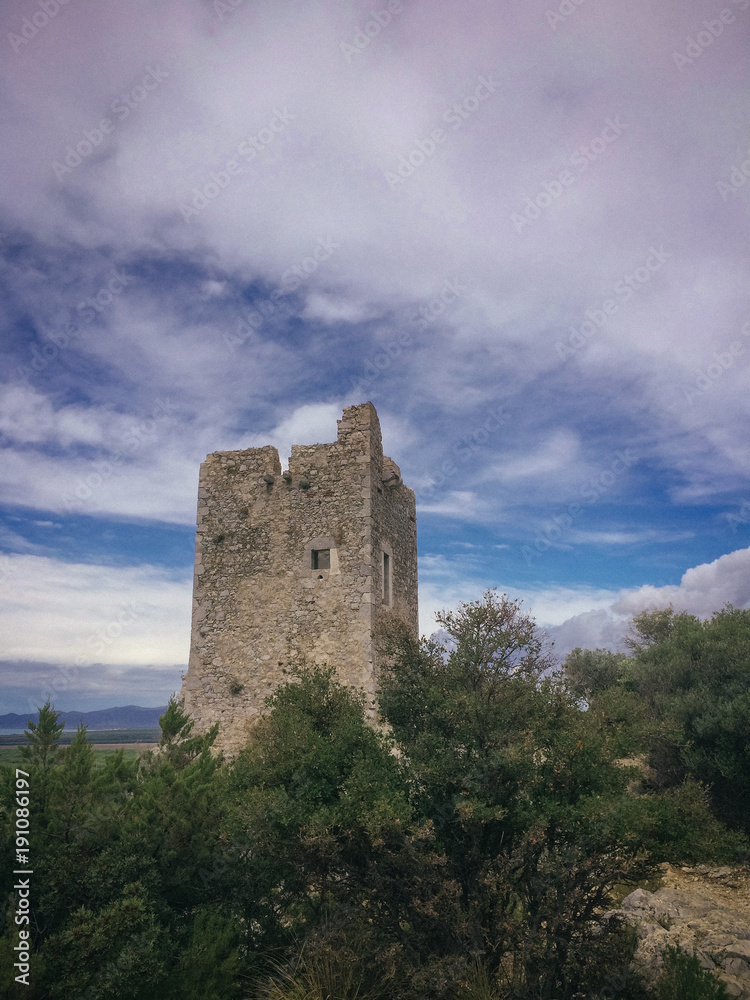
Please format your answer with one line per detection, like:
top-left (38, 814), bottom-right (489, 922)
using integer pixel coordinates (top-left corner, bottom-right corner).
top-left (20, 699), bottom-right (64, 825)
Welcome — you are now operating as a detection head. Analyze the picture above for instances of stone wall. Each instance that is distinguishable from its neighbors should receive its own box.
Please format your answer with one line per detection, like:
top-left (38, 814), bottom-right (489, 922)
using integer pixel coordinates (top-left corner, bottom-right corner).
top-left (180, 402), bottom-right (418, 754)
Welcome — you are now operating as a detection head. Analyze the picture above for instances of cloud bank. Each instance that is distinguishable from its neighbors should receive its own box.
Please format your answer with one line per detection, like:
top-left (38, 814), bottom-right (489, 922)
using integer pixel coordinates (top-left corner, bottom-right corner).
top-left (1, 0), bottom-right (748, 710)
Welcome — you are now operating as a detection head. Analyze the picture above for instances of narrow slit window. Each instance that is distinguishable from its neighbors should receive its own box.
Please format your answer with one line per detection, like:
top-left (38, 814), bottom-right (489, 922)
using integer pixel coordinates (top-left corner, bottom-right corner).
top-left (311, 548), bottom-right (330, 570)
top-left (383, 552), bottom-right (391, 605)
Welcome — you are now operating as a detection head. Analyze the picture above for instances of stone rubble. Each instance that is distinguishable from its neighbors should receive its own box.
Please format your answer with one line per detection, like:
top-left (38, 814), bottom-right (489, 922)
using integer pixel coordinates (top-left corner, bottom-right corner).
top-left (603, 864), bottom-right (750, 997)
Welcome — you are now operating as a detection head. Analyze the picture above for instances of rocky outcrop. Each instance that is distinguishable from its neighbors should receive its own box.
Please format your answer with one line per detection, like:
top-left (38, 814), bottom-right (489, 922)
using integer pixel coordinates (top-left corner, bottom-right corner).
top-left (604, 864), bottom-right (750, 997)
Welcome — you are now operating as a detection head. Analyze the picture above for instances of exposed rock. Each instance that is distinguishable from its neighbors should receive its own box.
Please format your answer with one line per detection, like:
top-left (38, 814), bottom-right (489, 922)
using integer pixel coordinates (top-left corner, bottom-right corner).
top-left (605, 864), bottom-right (750, 998)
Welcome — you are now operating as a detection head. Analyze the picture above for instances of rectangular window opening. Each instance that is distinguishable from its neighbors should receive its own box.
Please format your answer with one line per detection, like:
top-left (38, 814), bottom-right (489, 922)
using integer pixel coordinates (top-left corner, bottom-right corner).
top-left (383, 552), bottom-right (391, 605)
top-left (312, 548), bottom-right (330, 570)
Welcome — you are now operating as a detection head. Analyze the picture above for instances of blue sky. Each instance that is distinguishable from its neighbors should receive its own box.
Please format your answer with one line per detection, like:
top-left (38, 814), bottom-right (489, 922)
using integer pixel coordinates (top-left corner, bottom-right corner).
top-left (1, 0), bottom-right (749, 715)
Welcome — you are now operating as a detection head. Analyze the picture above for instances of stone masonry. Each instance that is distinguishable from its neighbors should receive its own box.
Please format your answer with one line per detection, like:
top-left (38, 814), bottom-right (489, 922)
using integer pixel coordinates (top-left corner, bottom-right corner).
top-left (180, 402), bottom-right (418, 754)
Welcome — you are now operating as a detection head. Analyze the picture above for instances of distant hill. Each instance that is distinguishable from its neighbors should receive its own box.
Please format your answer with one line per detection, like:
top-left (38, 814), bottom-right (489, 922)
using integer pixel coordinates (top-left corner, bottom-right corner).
top-left (0, 705), bottom-right (167, 731)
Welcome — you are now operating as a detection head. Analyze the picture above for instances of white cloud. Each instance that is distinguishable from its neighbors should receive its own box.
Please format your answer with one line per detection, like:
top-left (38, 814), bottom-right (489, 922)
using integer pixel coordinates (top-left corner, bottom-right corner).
top-left (0, 554), bottom-right (192, 666)
top-left (243, 402), bottom-right (344, 469)
top-left (0, 384), bottom-right (175, 453)
top-left (0, 0), bottom-right (748, 710)
top-left (302, 293), bottom-right (373, 324)
top-left (417, 551), bottom-right (619, 636)
top-left (0, 385), bottom-right (110, 448)
top-left (0, 524), bottom-right (49, 555)
top-left (418, 491), bottom-right (485, 518)
top-left (543, 609), bottom-right (631, 660)
top-left (200, 280), bottom-right (228, 298)
top-left (612, 546), bottom-right (750, 620)
top-left (0, 0), bottom-right (746, 532)
top-left (547, 547), bottom-right (750, 657)
top-left (0, 444), bottom-right (199, 524)
top-left (491, 430), bottom-right (581, 482)
top-left (568, 529), bottom-right (695, 545)
top-left (418, 547), bottom-right (750, 656)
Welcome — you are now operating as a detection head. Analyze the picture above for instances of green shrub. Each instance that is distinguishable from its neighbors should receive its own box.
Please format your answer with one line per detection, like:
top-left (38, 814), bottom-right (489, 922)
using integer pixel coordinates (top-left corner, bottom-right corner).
top-left (165, 910), bottom-right (243, 1000)
top-left (620, 780), bottom-right (748, 864)
top-left (654, 946), bottom-right (730, 1000)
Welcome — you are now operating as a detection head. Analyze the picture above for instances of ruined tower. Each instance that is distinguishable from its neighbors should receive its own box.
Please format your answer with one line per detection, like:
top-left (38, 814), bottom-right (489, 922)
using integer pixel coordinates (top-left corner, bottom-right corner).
top-left (180, 402), bottom-right (418, 753)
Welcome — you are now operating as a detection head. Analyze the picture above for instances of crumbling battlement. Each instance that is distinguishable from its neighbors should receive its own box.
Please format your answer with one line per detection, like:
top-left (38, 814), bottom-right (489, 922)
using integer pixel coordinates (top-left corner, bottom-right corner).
top-left (180, 402), bottom-right (418, 755)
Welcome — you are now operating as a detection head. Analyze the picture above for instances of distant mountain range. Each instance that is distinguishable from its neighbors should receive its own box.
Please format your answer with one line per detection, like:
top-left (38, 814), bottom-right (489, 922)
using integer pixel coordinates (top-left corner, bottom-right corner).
top-left (0, 705), bottom-right (167, 731)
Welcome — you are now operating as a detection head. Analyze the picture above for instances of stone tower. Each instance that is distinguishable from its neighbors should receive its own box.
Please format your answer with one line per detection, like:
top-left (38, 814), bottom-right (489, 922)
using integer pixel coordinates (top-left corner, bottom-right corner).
top-left (180, 402), bottom-right (418, 754)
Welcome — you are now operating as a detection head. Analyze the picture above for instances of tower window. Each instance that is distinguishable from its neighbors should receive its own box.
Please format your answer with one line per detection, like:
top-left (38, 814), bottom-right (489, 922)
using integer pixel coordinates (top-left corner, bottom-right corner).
top-left (304, 537), bottom-right (338, 576)
top-left (311, 548), bottom-right (330, 570)
top-left (383, 551), bottom-right (391, 605)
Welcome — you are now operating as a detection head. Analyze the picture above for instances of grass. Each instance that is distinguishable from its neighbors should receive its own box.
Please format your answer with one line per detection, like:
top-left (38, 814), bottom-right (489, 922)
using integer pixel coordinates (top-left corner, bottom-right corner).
top-left (608, 871), bottom-right (664, 908)
top-left (0, 730), bottom-right (159, 769)
top-left (254, 953), bottom-right (385, 1000)
top-left (0, 728), bottom-right (161, 747)
top-left (0, 745), bottom-right (153, 769)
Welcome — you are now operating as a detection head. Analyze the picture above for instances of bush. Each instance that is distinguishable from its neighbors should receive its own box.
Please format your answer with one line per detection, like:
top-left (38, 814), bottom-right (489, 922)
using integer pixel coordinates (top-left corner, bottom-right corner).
top-left (614, 781), bottom-right (748, 864)
top-left (7, 595), bottom-right (747, 999)
top-left (654, 946), bottom-right (730, 1000)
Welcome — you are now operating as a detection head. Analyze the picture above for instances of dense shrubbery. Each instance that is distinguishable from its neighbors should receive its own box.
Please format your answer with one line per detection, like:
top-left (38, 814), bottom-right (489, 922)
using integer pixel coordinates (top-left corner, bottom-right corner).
top-left (564, 605), bottom-right (750, 836)
top-left (1, 592), bottom-right (747, 999)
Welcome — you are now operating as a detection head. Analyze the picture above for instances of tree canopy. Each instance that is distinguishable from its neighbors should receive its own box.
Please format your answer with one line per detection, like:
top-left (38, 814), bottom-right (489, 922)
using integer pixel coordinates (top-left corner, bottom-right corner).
top-left (1, 593), bottom-right (746, 1000)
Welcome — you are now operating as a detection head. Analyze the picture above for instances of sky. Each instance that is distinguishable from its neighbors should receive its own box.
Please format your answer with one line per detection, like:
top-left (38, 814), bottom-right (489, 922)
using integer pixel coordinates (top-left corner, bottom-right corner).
top-left (1, 0), bottom-right (749, 716)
